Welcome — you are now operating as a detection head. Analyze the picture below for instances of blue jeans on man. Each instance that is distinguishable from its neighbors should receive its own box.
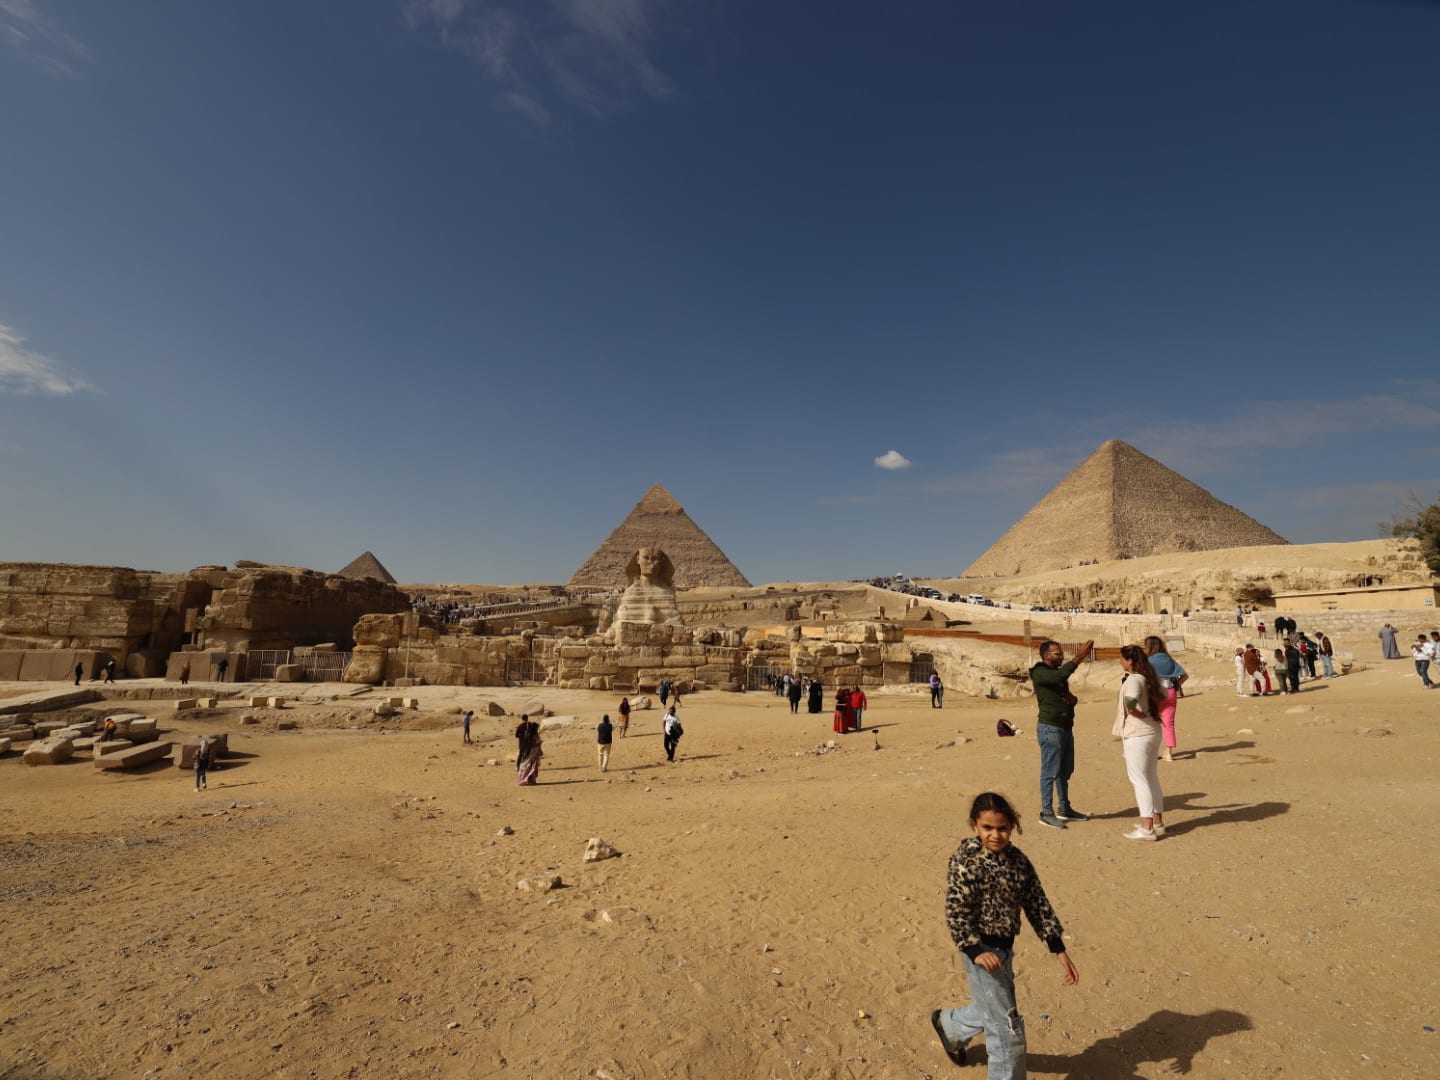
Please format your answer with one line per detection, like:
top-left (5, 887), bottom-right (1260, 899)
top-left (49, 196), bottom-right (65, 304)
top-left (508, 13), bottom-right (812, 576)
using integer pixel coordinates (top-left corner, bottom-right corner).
top-left (936, 948), bottom-right (1026, 1080)
top-left (1037, 723), bottom-right (1075, 816)
top-left (1418, 660), bottom-right (1434, 688)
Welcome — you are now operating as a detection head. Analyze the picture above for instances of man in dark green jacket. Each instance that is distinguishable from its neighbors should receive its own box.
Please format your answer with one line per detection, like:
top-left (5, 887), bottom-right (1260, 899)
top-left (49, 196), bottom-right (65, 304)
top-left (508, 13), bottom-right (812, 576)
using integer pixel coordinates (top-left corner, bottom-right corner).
top-left (1030, 639), bottom-right (1094, 830)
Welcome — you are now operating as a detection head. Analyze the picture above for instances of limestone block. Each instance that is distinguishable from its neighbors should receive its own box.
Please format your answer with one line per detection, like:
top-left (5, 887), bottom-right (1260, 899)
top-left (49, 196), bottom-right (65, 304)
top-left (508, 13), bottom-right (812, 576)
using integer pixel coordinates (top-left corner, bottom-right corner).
top-left (67, 719), bottom-right (98, 735)
top-left (587, 677), bottom-right (611, 690)
top-left (585, 657), bottom-right (620, 676)
top-left (0, 737), bottom-right (10, 754)
top-left (483, 701), bottom-right (506, 716)
top-left (93, 739), bottom-right (133, 755)
top-left (558, 645), bottom-right (592, 659)
top-left (34, 720), bottom-right (67, 737)
top-left (177, 735), bottom-right (228, 768)
top-left (412, 661), bottom-right (465, 685)
top-left (197, 698), bottom-right (218, 708)
top-left (174, 698), bottom-right (198, 710)
top-left (353, 613), bottom-right (405, 648)
top-left (1, 726), bottom-right (35, 743)
top-left (249, 696), bottom-right (270, 707)
top-left (72, 737), bottom-right (97, 752)
top-left (343, 645), bottom-right (387, 685)
top-left (616, 623), bottom-right (651, 646)
top-left (275, 664), bottom-right (305, 682)
top-left (23, 737), bottom-right (75, 765)
top-left (858, 644), bottom-right (883, 665)
top-left (95, 740), bottom-right (172, 770)
top-left (128, 718), bottom-right (158, 736)
top-left (403, 697), bottom-right (418, 709)
top-left (266, 697), bottom-right (286, 708)
top-left (882, 661), bottom-right (912, 683)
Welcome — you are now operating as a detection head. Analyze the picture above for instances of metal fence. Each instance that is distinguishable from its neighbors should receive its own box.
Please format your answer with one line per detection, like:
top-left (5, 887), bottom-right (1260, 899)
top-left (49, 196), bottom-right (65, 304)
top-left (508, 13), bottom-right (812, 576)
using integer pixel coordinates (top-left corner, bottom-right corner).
top-left (240, 650), bottom-right (352, 682)
top-left (247, 650), bottom-right (290, 681)
top-left (505, 658), bottom-right (548, 685)
top-left (908, 656), bottom-right (935, 683)
top-left (746, 665), bottom-right (782, 692)
top-left (300, 653), bottom-right (352, 682)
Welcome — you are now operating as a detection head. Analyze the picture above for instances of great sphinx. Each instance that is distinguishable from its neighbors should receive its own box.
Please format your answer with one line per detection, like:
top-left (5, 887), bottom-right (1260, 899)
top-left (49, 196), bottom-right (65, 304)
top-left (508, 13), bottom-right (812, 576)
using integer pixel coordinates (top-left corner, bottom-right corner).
top-left (603, 546), bottom-right (684, 639)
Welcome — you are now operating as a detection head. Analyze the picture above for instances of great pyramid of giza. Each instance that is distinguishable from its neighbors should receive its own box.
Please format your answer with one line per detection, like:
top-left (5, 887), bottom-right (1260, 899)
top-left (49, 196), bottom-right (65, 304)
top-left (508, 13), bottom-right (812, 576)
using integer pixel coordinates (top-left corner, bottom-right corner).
top-left (963, 440), bottom-right (1287, 577)
top-left (568, 484), bottom-right (751, 589)
top-left (337, 551), bottom-right (397, 584)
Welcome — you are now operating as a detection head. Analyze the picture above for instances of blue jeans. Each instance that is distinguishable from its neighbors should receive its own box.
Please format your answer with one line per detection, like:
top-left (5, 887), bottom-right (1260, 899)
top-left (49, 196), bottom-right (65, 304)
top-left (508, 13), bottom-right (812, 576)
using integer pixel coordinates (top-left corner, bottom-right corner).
top-left (1037, 724), bottom-right (1074, 816)
top-left (1320, 653), bottom-right (1334, 677)
top-left (938, 948), bottom-right (1026, 1080)
top-left (1418, 660), bottom-right (1433, 688)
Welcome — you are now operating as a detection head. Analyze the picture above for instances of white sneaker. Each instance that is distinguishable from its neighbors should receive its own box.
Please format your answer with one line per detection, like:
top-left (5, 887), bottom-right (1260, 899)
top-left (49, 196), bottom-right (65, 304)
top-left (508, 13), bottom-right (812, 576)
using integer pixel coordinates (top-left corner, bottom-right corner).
top-left (1123, 826), bottom-right (1158, 841)
top-left (1152, 823), bottom-right (1166, 837)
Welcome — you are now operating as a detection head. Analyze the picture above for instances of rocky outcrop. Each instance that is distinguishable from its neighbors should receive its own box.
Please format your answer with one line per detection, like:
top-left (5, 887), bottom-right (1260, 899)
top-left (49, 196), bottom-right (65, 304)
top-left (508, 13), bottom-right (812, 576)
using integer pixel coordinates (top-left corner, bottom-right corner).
top-left (197, 563), bottom-right (409, 653)
top-left (0, 563), bottom-right (214, 674)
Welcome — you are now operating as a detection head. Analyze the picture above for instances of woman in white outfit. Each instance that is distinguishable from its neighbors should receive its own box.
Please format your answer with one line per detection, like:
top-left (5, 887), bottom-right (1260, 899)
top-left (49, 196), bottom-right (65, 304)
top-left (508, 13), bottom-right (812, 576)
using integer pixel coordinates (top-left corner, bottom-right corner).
top-left (1115, 644), bottom-right (1166, 841)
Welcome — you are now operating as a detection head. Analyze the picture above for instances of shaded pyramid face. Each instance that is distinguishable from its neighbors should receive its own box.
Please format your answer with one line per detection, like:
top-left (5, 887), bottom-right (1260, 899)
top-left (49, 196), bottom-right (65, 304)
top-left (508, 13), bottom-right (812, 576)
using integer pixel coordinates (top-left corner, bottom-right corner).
top-left (963, 441), bottom-right (1287, 578)
top-left (568, 484), bottom-right (751, 589)
top-left (337, 551), bottom-right (397, 584)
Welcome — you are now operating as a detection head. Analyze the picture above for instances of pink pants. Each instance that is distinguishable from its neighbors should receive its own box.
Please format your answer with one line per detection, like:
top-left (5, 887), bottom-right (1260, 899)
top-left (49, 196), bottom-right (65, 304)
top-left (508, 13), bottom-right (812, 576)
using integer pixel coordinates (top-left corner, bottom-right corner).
top-left (1158, 686), bottom-right (1178, 749)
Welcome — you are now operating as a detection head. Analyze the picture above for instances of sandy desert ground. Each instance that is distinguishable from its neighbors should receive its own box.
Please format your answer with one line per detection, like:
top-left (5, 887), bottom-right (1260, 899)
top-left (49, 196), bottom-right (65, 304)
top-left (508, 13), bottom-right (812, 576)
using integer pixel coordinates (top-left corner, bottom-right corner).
top-left (2, 643), bottom-right (1439, 1079)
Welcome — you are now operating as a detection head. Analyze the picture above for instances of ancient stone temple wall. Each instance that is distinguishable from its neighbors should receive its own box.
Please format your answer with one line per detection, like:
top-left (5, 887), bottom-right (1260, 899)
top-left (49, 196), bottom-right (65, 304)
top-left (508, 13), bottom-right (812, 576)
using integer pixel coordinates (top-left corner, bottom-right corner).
top-left (196, 563), bottom-right (410, 653)
top-left (342, 616), bottom-right (917, 691)
top-left (0, 563), bottom-right (210, 677)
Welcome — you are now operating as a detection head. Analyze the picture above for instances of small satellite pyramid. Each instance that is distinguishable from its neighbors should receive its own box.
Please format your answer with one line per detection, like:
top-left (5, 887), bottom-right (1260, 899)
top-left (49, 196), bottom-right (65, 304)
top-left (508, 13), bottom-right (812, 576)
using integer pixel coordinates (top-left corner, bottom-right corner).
top-left (963, 440), bottom-right (1287, 577)
top-left (568, 484), bottom-right (751, 589)
top-left (337, 551), bottom-right (397, 584)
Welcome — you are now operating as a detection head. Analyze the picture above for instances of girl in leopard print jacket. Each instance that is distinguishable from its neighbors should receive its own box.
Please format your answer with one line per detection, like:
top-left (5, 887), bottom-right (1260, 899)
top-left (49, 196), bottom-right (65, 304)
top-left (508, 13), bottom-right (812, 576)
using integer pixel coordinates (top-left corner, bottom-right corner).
top-left (931, 792), bottom-right (1078, 1073)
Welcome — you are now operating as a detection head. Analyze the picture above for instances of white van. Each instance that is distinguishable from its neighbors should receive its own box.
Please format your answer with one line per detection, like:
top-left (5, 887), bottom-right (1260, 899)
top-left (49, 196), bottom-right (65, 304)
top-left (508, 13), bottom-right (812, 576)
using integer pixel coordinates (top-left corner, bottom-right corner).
top-left (967, 594), bottom-right (986, 605)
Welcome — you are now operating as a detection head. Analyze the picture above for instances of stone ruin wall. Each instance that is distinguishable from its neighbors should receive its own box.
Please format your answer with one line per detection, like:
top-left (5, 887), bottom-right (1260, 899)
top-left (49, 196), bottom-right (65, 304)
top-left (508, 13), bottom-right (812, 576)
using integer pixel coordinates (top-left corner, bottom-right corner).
top-left (0, 562), bottom-right (214, 677)
top-left (195, 563), bottom-right (410, 653)
top-left (344, 614), bottom-right (917, 691)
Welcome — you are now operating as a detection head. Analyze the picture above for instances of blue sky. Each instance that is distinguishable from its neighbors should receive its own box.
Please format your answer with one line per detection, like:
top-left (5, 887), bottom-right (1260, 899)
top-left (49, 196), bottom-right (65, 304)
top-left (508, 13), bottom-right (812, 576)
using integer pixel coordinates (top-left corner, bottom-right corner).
top-left (2, 0), bottom-right (1438, 584)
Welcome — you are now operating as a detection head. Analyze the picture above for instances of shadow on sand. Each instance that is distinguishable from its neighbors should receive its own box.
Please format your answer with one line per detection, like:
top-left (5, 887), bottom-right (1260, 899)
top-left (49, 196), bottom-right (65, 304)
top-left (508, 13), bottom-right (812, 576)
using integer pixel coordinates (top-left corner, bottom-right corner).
top-left (1024, 1007), bottom-right (1253, 1078)
top-left (1156, 791), bottom-right (1290, 837)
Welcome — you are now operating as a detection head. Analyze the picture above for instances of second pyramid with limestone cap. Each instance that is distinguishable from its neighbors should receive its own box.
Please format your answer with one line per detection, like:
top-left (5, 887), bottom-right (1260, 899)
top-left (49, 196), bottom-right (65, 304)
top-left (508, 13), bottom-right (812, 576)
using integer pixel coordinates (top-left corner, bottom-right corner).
top-left (963, 440), bottom-right (1287, 578)
top-left (568, 484), bottom-right (751, 590)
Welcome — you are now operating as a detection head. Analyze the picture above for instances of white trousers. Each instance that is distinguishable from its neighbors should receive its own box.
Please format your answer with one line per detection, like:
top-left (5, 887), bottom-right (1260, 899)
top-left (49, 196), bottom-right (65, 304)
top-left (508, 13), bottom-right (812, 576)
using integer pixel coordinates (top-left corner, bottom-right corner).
top-left (1122, 731), bottom-right (1164, 819)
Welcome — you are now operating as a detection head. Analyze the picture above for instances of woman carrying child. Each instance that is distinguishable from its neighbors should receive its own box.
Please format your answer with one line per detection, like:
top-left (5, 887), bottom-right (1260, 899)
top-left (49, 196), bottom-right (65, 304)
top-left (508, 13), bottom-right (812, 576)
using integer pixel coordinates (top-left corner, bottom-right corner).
top-left (932, 791), bottom-right (1078, 1075)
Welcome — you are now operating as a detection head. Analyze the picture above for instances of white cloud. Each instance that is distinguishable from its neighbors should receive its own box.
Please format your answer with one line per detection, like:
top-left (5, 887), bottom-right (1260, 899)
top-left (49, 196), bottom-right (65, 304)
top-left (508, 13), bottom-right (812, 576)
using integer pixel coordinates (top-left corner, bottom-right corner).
top-left (0, 0), bottom-right (90, 74)
top-left (874, 450), bottom-right (912, 471)
top-left (404, 0), bottom-right (674, 124)
top-left (0, 323), bottom-right (94, 395)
